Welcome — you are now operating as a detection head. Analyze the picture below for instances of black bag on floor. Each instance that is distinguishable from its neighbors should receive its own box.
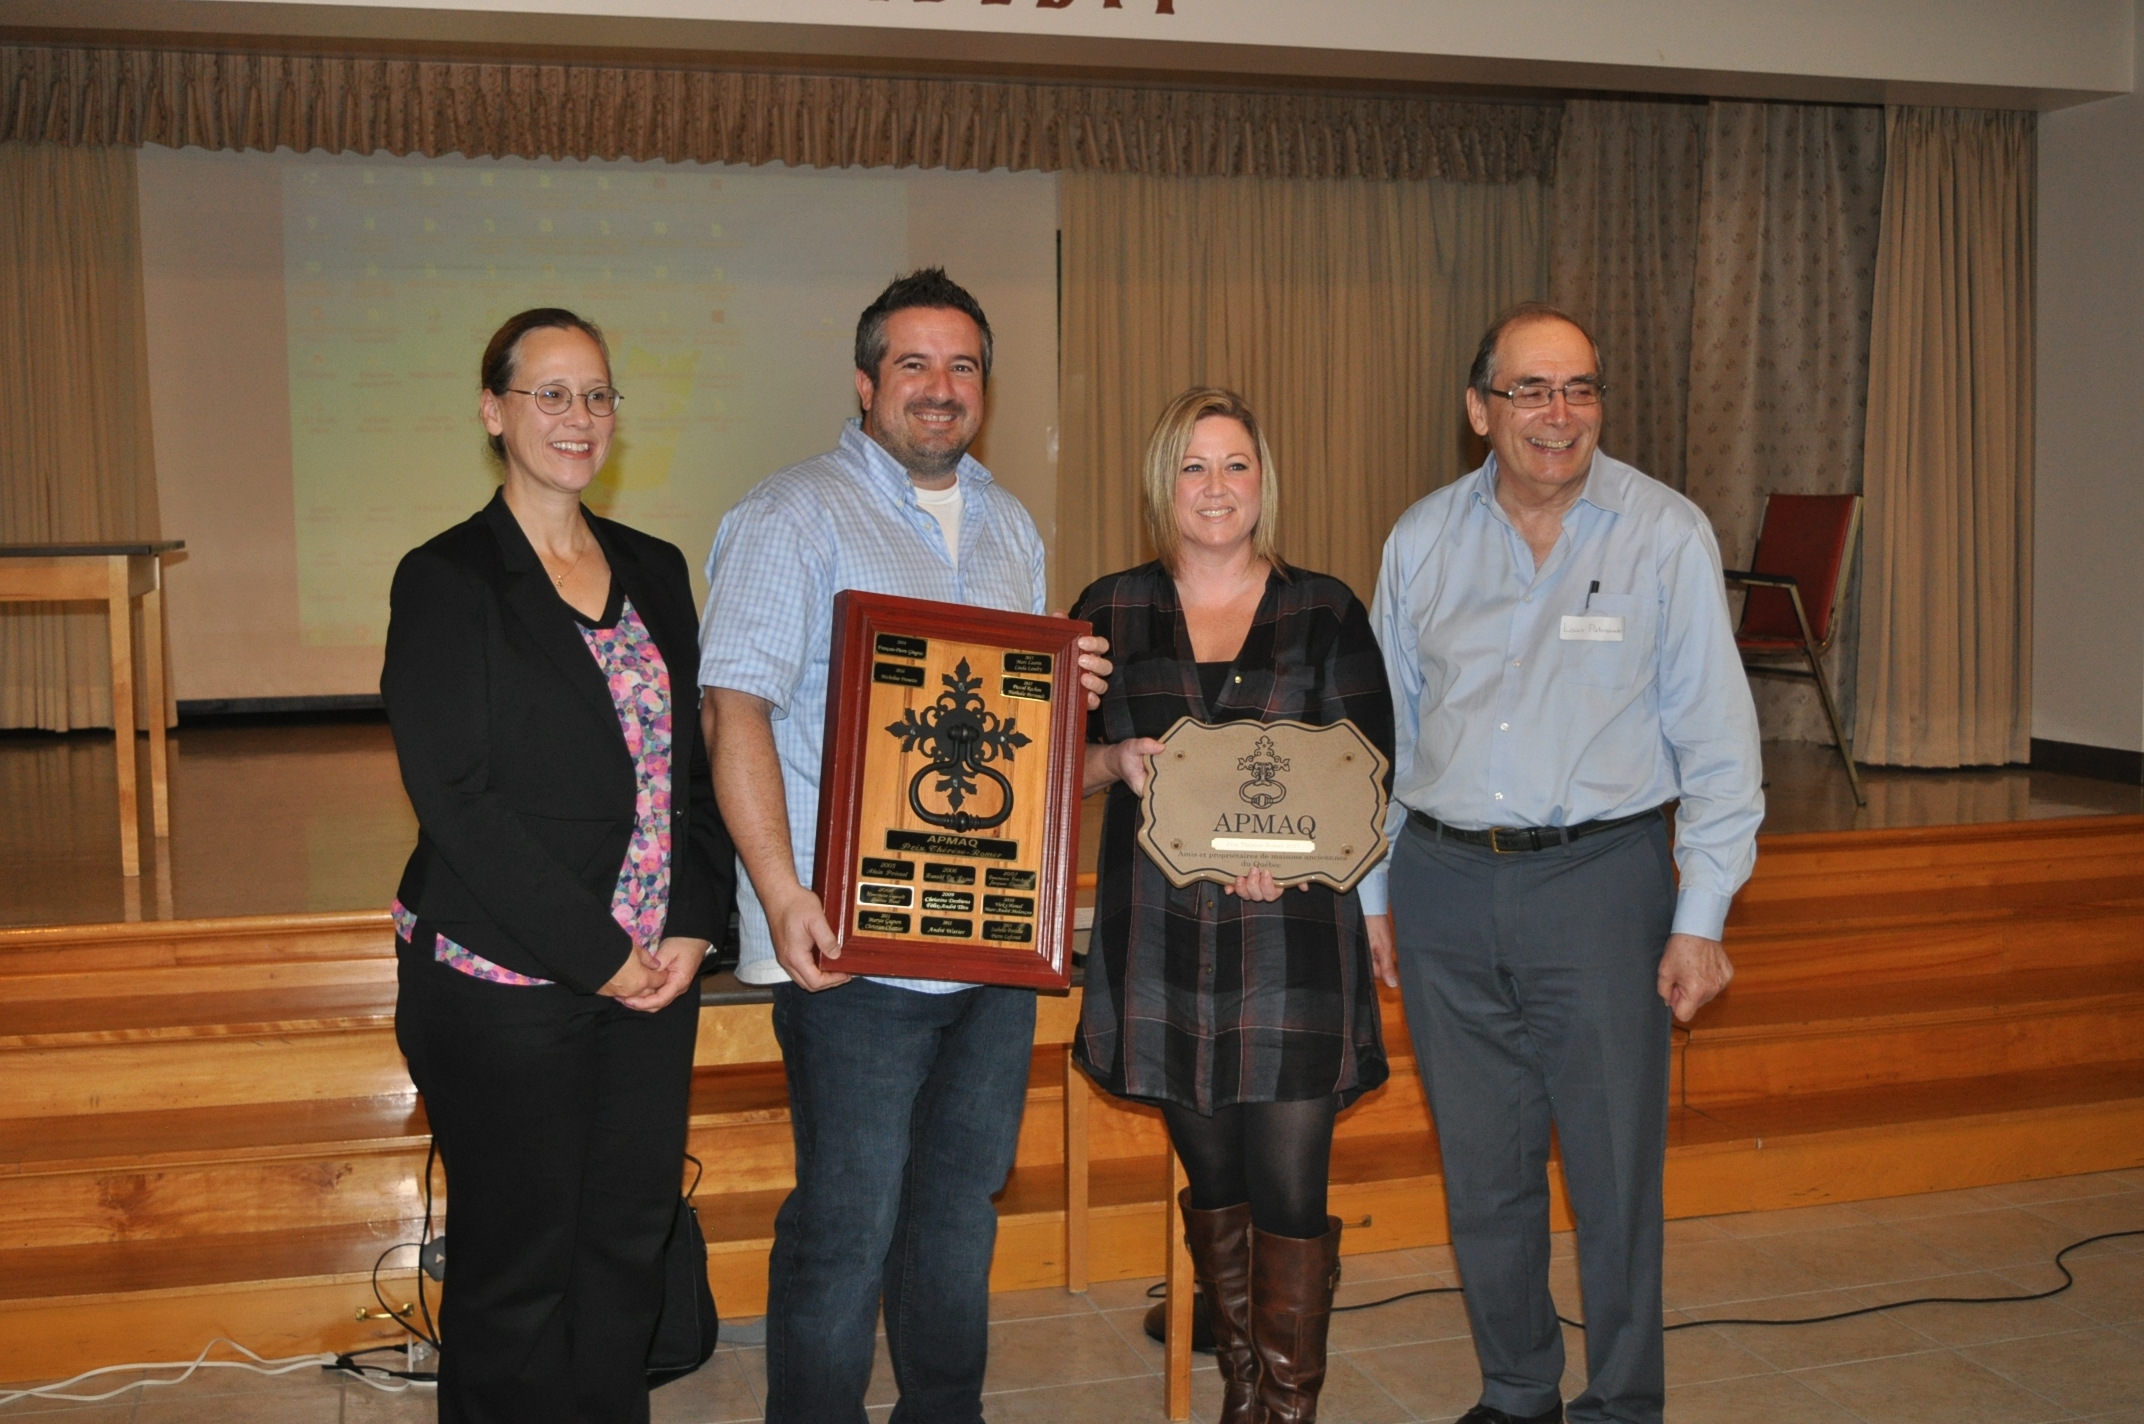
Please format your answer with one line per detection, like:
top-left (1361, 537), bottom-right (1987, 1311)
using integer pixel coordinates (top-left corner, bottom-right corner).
top-left (647, 1155), bottom-right (720, 1388)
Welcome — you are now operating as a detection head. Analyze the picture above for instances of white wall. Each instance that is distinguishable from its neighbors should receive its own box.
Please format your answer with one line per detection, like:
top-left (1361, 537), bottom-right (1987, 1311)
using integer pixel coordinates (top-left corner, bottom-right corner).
top-left (2035, 40), bottom-right (2144, 754)
top-left (39, 0), bottom-right (2135, 109)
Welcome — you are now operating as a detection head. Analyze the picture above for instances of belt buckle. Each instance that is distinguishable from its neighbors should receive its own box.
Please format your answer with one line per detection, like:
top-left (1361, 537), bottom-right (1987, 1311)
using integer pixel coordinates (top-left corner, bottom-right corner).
top-left (1489, 827), bottom-right (1524, 855)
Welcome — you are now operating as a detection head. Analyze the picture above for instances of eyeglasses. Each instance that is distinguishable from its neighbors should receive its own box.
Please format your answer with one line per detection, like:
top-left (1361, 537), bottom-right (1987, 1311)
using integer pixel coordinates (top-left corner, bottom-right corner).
top-left (1488, 380), bottom-right (1606, 409)
top-left (506, 384), bottom-right (624, 417)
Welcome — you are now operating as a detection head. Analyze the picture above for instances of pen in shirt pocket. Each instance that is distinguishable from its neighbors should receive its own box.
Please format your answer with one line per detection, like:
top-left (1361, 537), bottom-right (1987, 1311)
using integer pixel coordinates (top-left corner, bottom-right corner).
top-left (1585, 579), bottom-right (1599, 610)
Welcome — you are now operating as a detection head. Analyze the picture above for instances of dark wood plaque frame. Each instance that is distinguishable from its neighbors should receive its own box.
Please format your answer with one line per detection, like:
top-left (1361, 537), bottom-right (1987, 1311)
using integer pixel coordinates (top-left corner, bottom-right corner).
top-left (812, 591), bottom-right (1087, 990)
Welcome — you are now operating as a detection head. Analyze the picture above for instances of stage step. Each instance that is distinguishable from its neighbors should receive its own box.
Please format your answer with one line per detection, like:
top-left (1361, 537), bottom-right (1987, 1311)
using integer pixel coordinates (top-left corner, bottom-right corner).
top-left (5, 815), bottom-right (2143, 1385)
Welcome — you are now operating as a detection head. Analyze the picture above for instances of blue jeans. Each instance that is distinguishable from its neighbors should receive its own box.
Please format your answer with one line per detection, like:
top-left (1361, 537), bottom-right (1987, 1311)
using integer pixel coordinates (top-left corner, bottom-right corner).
top-left (764, 979), bottom-right (1036, 1424)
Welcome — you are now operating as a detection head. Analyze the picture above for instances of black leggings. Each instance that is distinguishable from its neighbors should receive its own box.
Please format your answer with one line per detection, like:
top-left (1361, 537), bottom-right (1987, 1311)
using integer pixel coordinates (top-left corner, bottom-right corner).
top-left (1161, 1097), bottom-right (1339, 1240)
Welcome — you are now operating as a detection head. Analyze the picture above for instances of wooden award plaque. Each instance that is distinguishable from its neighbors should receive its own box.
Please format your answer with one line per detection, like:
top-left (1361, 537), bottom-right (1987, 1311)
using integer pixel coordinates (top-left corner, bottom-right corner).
top-left (811, 591), bottom-right (1087, 989)
top-left (1137, 717), bottom-right (1390, 892)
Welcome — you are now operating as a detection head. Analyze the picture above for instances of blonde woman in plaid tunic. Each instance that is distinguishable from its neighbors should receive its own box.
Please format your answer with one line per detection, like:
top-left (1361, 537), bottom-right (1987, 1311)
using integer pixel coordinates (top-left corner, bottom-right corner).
top-left (1074, 388), bottom-right (1395, 1424)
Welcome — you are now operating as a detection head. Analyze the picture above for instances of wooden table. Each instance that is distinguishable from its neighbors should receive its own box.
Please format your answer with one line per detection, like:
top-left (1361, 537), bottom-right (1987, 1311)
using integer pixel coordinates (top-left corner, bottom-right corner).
top-left (0, 542), bottom-right (184, 876)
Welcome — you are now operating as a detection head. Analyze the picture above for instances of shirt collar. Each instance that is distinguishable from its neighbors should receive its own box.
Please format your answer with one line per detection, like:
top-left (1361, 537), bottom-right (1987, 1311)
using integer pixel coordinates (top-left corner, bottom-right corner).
top-left (839, 417), bottom-right (994, 508)
top-left (1473, 449), bottom-right (1631, 521)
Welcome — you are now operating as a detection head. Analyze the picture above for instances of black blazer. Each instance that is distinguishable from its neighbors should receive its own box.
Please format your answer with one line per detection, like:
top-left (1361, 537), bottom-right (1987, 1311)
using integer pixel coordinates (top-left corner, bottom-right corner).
top-left (381, 490), bottom-right (735, 993)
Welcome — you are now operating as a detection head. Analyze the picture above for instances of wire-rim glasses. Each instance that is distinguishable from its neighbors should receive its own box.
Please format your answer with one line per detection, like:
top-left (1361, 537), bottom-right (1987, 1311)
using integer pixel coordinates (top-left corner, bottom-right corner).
top-left (505, 385), bottom-right (624, 417)
top-left (1488, 380), bottom-right (1606, 410)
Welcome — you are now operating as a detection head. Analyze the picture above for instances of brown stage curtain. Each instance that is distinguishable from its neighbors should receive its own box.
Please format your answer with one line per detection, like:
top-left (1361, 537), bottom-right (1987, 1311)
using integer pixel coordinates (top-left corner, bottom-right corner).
top-left (1854, 108), bottom-right (2036, 767)
top-left (0, 142), bottom-right (162, 730)
top-left (1548, 99), bottom-right (1707, 493)
top-left (1684, 101), bottom-right (1886, 744)
top-left (0, 44), bottom-right (1558, 182)
top-left (1058, 171), bottom-right (1547, 607)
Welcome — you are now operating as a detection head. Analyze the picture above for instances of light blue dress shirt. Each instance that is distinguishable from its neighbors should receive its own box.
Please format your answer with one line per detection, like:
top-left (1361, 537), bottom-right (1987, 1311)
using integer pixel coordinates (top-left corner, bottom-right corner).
top-left (1364, 451), bottom-right (1763, 940)
top-left (697, 419), bottom-right (1049, 992)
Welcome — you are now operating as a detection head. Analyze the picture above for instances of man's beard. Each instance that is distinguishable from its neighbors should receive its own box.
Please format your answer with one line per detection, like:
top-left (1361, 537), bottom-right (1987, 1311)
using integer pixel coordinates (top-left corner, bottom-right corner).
top-left (867, 399), bottom-right (974, 479)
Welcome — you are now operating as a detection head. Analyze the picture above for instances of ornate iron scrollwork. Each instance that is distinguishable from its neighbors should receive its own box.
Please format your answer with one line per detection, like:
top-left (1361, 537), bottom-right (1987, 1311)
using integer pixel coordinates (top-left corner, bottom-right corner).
top-left (885, 658), bottom-right (1031, 832)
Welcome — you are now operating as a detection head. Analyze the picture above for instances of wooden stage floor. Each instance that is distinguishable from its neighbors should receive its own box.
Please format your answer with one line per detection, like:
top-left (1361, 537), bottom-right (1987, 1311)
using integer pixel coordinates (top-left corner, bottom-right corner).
top-left (2, 721), bottom-right (2140, 930)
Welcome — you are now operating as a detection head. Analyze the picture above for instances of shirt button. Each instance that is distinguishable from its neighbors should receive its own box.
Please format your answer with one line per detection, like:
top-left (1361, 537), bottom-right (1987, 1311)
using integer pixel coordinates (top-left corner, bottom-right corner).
top-left (1500, 722), bottom-right (1510, 731)
top-left (1494, 792), bottom-right (1505, 800)
top-left (1512, 658), bottom-right (1523, 668)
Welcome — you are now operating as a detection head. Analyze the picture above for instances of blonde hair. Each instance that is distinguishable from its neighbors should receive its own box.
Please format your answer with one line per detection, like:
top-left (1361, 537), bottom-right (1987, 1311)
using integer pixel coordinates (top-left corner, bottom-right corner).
top-left (1141, 387), bottom-right (1284, 574)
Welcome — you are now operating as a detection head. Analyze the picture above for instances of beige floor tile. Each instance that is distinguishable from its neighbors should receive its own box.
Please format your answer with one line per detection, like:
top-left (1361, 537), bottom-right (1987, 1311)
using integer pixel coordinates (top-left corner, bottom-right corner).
top-left (1660, 1322), bottom-right (1773, 1385)
top-left (1704, 1202), bottom-right (1875, 1240)
top-left (988, 1286), bottom-right (1102, 1322)
top-left (1870, 1270), bottom-right (2096, 1347)
top-left (1404, 1242), bottom-right (1460, 1275)
top-left (650, 1351), bottom-right (764, 1424)
top-left (1344, 1247), bottom-right (1443, 1283)
top-left (1851, 1185), bottom-right (2012, 1222)
top-left (133, 1379), bottom-right (341, 1423)
top-left (1663, 1371), bottom-right (1866, 1424)
top-left (2022, 1193), bottom-right (2144, 1241)
top-left (1084, 1276), bottom-right (1166, 1311)
top-left (2019, 1247), bottom-right (2144, 1325)
top-left (1548, 1255), bottom-right (1583, 1319)
top-left (1745, 1221), bottom-right (1973, 1292)
top-left (1327, 1284), bottom-right (1476, 1351)
top-left (1795, 1347), bottom-right (2071, 1424)
top-left (1986, 1172), bottom-right (2144, 1206)
top-left (1964, 1325), bottom-right (2144, 1417)
top-left (983, 1311), bottom-right (1155, 1394)
top-left (342, 1380), bottom-right (444, 1423)
top-left (1661, 1236), bottom-right (1829, 1310)
top-left (0, 1396), bottom-right (139, 1424)
top-left (1664, 1216), bottom-right (1732, 1246)
top-left (1098, 1304), bottom-right (1219, 1375)
top-left (1895, 1205), bottom-right (2096, 1271)
top-left (982, 1373), bottom-right (1180, 1423)
top-left (1703, 1291), bottom-right (1938, 1372)
top-left (1549, 1229), bottom-right (1578, 1261)
top-left (1346, 1335), bottom-right (1489, 1420)
top-left (1255, 1356), bottom-right (1413, 1424)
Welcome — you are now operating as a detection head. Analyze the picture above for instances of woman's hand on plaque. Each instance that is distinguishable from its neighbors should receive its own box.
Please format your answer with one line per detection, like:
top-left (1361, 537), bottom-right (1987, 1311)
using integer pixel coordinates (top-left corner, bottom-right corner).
top-left (1063, 626), bottom-right (1113, 711)
top-left (769, 884), bottom-right (850, 992)
top-left (1225, 867), bottom-right (1286, 902)
top-left (1085, 737), bottom-right (1165, 797)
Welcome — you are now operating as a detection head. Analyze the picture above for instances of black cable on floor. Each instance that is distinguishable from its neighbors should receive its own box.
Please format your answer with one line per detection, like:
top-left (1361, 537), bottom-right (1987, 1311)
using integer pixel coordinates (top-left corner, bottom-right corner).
top-left (1308, 1227), bottom-right (2144, 1328)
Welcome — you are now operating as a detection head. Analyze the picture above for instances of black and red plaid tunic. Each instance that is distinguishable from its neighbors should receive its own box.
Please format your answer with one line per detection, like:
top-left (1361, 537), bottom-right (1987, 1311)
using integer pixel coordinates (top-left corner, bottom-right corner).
top-left (1072, 562), bottom-right (1394, 1113)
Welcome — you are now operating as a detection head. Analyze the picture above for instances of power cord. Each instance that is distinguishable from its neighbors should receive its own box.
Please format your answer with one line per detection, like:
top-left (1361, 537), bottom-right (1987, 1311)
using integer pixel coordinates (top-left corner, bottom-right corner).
top-left (1319, 1227), bottom-right (2144, 1330)
top-left (0, 1338), bottom-right (417, 1409)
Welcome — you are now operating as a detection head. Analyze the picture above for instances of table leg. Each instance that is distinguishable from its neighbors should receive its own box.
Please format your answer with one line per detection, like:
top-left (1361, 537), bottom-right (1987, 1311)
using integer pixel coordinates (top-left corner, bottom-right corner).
top-left (105, 557), bottom-right (140, 877)
top-left (1164, 1147), bottom-right (1192, 1421)
top-left (142, 570), bottom-right (171, 839)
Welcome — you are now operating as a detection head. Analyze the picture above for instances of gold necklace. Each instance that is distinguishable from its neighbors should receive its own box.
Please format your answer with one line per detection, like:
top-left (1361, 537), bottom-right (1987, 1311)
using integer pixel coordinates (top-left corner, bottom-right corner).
top-left (541, 540), bottom-right (587, 589)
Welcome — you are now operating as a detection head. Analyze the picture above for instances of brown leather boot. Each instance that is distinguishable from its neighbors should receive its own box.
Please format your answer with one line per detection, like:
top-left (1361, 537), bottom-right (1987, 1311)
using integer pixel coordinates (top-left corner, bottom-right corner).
top-left (1249, 1218), bottom-right (1342, 1424)
top-left (1179, 1191), bottom-right (1259, 1424)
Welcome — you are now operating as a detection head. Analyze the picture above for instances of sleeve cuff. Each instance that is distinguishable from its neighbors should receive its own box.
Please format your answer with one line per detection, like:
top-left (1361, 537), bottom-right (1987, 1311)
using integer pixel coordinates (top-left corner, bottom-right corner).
top-left (1672, 887), bottom-right (1732, 942)
top-left (1355, 862), bottom-right (1389, 918)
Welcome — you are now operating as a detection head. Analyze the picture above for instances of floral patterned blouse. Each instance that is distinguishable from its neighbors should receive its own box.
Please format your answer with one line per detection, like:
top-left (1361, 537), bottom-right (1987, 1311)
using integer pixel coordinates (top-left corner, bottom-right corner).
top-left (393, 593), bottom-right (674, 986)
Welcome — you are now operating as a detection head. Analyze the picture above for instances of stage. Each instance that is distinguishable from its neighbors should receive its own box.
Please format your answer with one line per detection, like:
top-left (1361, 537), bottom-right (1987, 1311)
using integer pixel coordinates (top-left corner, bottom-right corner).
top-left (2, 720), bottom-right (2141, 1385)
top-left (3, 721), bottom-right (2139, 929)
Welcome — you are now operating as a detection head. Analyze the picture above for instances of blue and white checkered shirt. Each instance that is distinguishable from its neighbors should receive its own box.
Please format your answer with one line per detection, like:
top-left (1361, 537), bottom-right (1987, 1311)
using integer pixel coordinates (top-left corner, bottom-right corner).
top-left (697, 419), bottom-right (1049, 993)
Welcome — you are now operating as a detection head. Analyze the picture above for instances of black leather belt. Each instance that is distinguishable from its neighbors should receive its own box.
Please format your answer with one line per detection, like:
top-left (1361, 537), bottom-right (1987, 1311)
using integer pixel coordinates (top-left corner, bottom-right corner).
top-left (1408, 805), bottom-right (1667, 854)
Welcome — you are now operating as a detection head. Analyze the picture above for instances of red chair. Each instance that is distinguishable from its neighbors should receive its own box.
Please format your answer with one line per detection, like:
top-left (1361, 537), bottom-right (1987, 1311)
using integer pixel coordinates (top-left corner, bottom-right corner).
top-left (1723, 494), bottom-right (1867, 807)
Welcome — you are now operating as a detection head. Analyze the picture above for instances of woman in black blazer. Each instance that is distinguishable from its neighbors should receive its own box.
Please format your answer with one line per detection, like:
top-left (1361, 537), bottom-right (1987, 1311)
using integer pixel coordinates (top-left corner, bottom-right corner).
top-left (382, 308), bottom-right (734, 1424)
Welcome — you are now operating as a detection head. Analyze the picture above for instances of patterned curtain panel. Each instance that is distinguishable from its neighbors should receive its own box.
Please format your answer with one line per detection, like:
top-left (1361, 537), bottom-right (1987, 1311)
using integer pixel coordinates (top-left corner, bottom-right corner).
top-left (1855, 108), bottom-right (2036, 768)
top-left (1547, 99), bottom-right (1708, 494)
top-left (1058, 170), bottom-right (1548, 608)
top-left (0, 141), bottom-right (162, 730)
top-left (1684, 101), bottom-right (1887, 745)
top-left (0, 44), bottom-right (1559, 182)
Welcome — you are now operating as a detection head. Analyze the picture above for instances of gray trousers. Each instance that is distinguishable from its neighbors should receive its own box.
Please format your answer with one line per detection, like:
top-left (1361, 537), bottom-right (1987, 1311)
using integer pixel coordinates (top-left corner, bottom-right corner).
top-left (1390, 813), bottom-right (1675, 1424)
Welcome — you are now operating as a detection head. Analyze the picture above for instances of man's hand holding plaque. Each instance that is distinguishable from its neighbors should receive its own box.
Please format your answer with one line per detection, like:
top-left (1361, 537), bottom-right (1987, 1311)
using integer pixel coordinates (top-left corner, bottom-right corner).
top-left (1136, 717), bottom-right (1391, 893)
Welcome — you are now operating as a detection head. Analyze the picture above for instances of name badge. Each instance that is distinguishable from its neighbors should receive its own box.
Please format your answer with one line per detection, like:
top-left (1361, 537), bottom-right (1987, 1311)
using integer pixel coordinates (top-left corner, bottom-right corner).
top-left (1560, 614), bottom-right (1623, 642)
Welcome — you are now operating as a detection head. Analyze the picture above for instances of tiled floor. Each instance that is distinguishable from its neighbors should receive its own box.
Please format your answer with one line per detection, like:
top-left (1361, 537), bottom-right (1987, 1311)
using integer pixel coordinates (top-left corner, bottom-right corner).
top-left (7, 1169), bottom-right (2140, 1423)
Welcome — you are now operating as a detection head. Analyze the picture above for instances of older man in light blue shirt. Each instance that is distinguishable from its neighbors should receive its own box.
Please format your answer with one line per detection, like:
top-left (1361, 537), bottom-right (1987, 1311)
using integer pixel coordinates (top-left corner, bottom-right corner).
top-left (1367, 304), bottom-right (1762, 1424)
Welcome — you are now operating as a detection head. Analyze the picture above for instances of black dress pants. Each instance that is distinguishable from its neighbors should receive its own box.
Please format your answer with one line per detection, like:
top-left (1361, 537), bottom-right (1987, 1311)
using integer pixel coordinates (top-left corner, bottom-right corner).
top-left (395, 938), bottom-right (700, 1424)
